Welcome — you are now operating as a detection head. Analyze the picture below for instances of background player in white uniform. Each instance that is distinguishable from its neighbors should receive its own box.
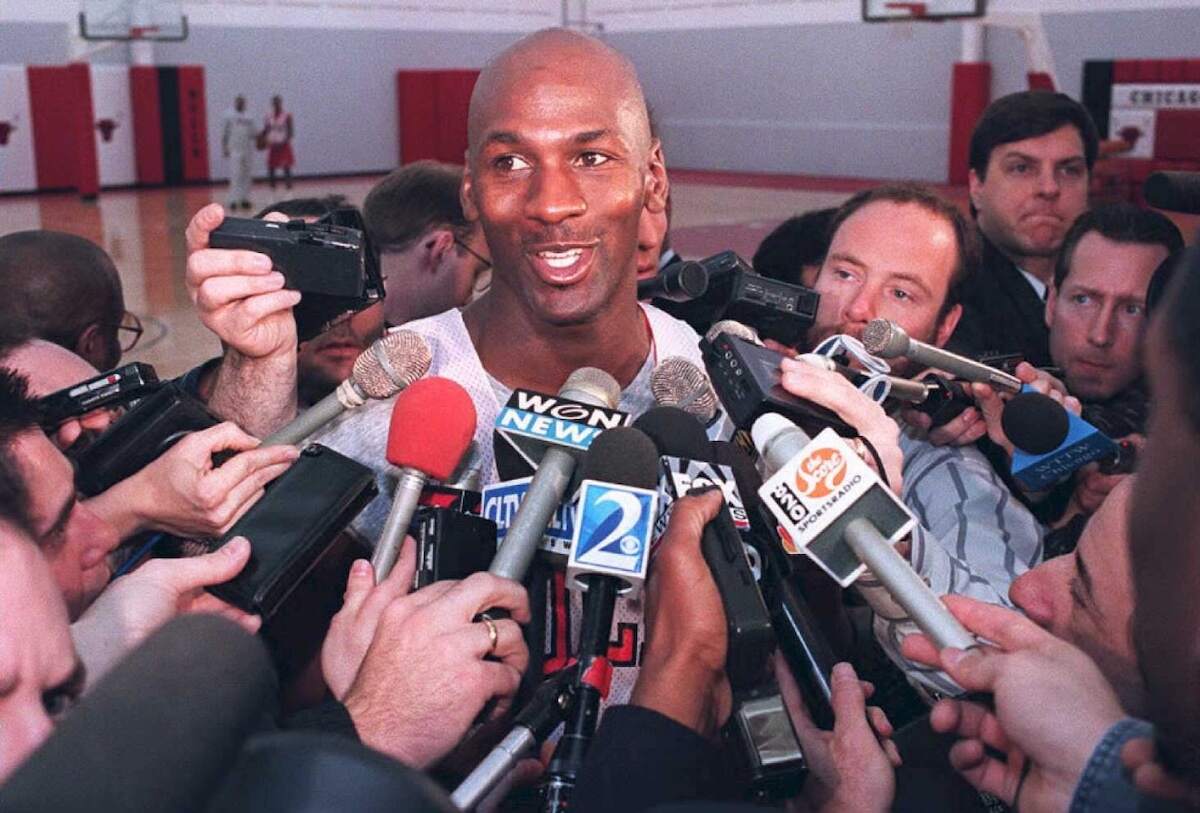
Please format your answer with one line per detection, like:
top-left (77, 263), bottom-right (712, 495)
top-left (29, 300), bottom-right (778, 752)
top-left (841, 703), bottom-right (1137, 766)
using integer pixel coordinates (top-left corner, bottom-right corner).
top-left (220, 95), bottom-right (256, 210)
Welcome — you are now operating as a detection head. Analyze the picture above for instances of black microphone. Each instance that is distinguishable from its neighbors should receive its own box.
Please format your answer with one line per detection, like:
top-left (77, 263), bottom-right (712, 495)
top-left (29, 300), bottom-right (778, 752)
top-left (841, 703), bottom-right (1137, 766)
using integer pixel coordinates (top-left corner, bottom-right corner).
top-left (639, 408), bottom-right (832, 717)
top-left (545, 426), bottom-right (662, 813)
top-left (632, 407), bottom-right (774, 690)
top-left (636, 260), bottom-right (710, 302)
top-left (712, 438), bottom-right (837, 728)
top-left (1144, 170), bottom-right (1200, 215)
top-left (1002, 392), bottom-right (1136, 490)
top-left (0, 614), bottom-right (276, 813)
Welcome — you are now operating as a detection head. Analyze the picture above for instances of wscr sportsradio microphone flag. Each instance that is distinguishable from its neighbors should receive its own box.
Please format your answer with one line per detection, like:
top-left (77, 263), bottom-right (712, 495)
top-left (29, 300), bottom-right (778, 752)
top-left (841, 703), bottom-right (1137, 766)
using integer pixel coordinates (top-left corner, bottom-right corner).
top-left (755, 417), bottom-right (913, 587)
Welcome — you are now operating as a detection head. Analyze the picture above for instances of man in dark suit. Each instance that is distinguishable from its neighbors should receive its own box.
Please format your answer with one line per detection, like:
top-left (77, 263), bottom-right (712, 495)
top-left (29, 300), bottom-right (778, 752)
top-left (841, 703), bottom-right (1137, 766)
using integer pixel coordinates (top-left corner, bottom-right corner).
top-left (950, 91), bottom-right (1100, 367)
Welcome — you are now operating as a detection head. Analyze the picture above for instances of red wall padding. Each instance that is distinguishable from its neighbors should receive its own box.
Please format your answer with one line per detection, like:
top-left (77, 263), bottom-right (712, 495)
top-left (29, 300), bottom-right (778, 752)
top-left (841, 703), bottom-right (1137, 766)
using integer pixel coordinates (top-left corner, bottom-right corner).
top-left (434, 70), bottom-right (478, 165)
top-left (129, 66), bottom-right (164, 185)
top-left (176, 66), bottom-right (209, 182)
top-left (27, 64), bottom-right (99, 196)
top-left (1155, 109), bottom-right (1200, 161)
top-left (948, 62), bottom-right (991, 185)
top-left (396, 69), bottom-right (480, 166)
top-left (397, 71), bottom-right (440, 165)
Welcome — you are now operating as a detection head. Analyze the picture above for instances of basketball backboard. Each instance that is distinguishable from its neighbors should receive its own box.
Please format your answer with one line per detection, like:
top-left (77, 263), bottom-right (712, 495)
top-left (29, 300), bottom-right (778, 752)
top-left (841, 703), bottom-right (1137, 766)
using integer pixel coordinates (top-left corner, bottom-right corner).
top-left (80, 0), bottom-right (187, 41)
top-left (862, 0), bottom-right (985, 22)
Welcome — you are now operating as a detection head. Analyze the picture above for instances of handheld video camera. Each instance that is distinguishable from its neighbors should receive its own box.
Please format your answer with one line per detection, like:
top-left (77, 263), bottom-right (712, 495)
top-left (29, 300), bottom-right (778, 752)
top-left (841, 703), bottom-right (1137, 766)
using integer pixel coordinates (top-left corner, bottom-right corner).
top-left (702, 331), bottom-right (853, 437)
top-left (644, 251), bottom-right (819, 346)
top-left (209, 208), bottom-right (384, 342)
top-left (73, 383), bottom-right (219, 497)
top-left (38, 362), bottom-right (160, 427)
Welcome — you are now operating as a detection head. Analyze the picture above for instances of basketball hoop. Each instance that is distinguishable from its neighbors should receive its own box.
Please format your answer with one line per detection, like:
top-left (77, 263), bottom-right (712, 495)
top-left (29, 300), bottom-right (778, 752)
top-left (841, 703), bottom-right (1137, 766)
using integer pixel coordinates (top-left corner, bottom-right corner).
top-left (863, 0), bottom-right (983, 23)
top-left (884, 3), bottom-right (935, 21)
top-left (128, 25), bottom-right (160, 40)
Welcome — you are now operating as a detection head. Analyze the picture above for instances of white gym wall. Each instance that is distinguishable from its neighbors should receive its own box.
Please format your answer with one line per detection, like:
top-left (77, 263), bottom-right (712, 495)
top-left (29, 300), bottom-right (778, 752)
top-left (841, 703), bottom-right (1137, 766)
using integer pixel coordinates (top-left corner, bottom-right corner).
top-left (1, 0), bottom-right (1197, 181)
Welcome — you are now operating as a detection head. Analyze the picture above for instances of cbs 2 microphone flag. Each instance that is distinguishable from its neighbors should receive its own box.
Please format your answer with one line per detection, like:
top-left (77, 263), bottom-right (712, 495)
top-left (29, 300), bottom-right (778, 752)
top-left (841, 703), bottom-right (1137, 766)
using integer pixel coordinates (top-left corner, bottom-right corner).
top-left (566, 480), bottom-right (658, 599)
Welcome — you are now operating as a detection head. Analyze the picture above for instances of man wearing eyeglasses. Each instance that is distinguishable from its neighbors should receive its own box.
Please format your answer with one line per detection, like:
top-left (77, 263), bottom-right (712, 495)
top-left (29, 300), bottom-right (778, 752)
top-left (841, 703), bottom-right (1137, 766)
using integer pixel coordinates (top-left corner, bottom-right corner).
top-left (362, 160), bottom-right (493, 327)
top-left (0, 231), bottom-right (140, 371)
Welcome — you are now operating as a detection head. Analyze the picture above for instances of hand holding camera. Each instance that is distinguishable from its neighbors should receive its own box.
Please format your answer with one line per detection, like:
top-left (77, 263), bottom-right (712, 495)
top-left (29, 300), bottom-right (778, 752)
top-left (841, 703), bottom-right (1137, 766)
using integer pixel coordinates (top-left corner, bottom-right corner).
top-left (185, 203), bottom-right (301, 361)
top-left (87, 421), bottom-right (299, 539)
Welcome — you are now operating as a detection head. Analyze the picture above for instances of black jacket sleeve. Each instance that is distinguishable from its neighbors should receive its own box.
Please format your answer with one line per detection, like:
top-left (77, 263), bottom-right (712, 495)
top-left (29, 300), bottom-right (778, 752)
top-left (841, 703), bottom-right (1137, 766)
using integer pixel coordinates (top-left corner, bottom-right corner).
top-left (572, 705), bottom-right (722, 813)
top-left (280, 698), bottom-right (360, 742)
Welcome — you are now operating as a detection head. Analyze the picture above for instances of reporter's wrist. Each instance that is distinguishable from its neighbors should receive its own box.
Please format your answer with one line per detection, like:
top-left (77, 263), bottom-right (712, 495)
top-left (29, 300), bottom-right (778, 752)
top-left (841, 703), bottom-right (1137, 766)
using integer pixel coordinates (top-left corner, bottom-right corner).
top-left (631, 651), bottom-right (726, 738)
top-left (85, 479), bottom-right (146, 539)
top-left (343, 690), bottom-right (426, 768)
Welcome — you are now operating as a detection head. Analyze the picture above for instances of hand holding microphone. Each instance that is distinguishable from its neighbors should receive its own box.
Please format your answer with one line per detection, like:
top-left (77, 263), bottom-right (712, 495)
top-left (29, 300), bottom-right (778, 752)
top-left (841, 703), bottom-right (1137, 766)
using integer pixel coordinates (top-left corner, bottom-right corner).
top-left (632, 488), bottom-right (734, 737)
top-left (777, 356), bottom-right (904, 491)
top-left (753, 413), bottom-right (975, 653)
top-left (264, 329), bottom-right (432, 446)
top-left (322, 544), bottom-right (419, 701)
top-left (343, 572), bottom-right (532, 770)
top-left (899, 595), bottom-right (1125, 811)
top-left (371, 377), bottom-right (477, 582)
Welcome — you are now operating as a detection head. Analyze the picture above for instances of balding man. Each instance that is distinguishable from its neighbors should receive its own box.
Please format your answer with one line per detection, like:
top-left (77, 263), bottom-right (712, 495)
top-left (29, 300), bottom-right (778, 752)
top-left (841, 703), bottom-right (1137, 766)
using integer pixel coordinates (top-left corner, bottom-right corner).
top-left (179, 28), bottom-right (736, 739)
top-left (0, 231), bottom-right (129, 371)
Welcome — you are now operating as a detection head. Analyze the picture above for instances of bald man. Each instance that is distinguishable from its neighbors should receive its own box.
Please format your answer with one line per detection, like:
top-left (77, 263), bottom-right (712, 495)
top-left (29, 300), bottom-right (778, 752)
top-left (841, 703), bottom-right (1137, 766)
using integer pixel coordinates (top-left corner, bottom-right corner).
top-left (180, 28), bottom-right (721, 724)
top-left (0, 231), bottom-right (126, 371)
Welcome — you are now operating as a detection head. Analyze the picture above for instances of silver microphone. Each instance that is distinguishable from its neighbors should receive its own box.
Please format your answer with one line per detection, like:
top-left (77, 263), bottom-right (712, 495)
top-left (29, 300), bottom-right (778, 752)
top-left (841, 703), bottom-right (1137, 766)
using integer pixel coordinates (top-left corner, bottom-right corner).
top-left (263, 330), bottom-right (432, 446)
top-left (751, 413), bottom-right (975, 651)
top-left (795, 353), bottom-right (932, 404)
top-left (650, 356), bottom-right (719, 423)
top-left (705, 319), bottom-right (763, 346)
top-left (487, 367), bottom-right (621, 583)
top-left (861, 318), bottom-right (1021, 393)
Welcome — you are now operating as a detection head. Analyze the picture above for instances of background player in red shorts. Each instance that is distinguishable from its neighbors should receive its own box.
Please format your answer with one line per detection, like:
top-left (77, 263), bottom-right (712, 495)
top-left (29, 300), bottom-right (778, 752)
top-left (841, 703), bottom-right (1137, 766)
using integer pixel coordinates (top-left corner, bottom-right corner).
top-left (261, 94), bottom-right (294, 190)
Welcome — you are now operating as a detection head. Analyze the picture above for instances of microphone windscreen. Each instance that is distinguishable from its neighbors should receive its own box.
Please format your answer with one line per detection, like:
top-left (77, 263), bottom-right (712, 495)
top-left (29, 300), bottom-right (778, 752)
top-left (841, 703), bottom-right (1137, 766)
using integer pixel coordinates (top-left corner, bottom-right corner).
top-left (0, 614), bottom-right (275, 813)
top-left (861, 318), bottom-right (908, 357)
top-left (1144, 171), bottom-right (1200, 215)
top-left (705, 319), bottom-right (761, 345)
top-left (649, 356), bottom-right (718, 422)
top-left (386, 377), bottom-right (477, 479)
top-left (632, 405), bottom-right (711, 460)
top-left (352, 330), bottom-right (432, 399)
top-left (561, 366), bottom-right (621, 408)
top-left (1001, 391), bottom-right (1071, 455)
top-left (577, 426), bottom-right (659, 490)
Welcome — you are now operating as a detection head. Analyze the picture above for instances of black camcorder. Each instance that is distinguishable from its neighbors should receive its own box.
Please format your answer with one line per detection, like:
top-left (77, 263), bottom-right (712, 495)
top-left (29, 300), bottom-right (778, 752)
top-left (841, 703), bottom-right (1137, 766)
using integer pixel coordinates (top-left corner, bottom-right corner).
top-left (210, 208), bottom-right (384, 342)
top-left (645, 251), bottom-right (820, 346)
top-left (701, 331), bottom-right (853, 437)
top-left (38, 362), bottom-right (160, 427)
top-left (73, 383), bottom-right (219, 497)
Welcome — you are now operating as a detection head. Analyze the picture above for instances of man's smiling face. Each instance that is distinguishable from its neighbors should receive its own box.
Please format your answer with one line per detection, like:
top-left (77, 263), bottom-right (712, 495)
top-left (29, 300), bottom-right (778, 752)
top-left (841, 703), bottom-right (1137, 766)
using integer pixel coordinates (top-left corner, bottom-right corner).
top-left (462, 31), bottom-right (667, 328)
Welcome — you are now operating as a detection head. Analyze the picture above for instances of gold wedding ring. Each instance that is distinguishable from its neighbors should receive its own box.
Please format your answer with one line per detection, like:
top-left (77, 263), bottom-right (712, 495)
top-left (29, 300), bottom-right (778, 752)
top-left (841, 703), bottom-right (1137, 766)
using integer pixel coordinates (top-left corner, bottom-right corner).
top-left (481, 616), bottom-right (499, 655)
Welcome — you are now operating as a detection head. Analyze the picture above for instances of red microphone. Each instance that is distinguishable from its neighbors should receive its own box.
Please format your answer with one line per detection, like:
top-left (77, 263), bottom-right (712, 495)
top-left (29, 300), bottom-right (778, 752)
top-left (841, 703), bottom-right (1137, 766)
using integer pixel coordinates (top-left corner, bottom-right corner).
top-left (370, 377), bottom-right (477, 581)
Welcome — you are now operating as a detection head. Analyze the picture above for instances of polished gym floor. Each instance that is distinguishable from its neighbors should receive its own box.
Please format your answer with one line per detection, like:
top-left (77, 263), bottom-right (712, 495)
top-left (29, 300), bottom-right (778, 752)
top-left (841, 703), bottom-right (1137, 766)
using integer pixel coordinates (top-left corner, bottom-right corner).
top-left (2, 171), bottom-right (1194, 379)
